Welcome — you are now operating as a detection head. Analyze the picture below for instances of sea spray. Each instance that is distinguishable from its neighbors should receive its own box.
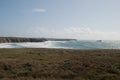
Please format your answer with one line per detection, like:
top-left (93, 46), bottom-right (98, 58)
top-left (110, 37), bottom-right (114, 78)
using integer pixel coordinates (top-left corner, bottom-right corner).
top-left (0, 40), bottom-right (120, 49)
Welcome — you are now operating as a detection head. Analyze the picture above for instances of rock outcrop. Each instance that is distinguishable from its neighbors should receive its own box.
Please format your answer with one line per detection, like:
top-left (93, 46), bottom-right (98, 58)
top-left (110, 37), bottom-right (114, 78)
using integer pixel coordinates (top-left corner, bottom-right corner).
top-left (46, 38), bottom-right (77, 41)
top-left (0, 37), bottom-right (77, 43)
top-left (0, 37), bottom-right (47, 43)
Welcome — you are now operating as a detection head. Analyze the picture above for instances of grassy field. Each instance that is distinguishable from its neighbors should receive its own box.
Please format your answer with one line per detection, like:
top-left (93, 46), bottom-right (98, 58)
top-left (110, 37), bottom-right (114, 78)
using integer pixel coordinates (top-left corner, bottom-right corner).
top-left (0, 48), bottom-right (119, 80)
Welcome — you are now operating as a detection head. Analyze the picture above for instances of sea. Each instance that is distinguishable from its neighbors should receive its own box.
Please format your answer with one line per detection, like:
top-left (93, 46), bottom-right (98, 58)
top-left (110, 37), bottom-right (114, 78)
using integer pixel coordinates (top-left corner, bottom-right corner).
top-left (0, 40), bottom-right (120, 49)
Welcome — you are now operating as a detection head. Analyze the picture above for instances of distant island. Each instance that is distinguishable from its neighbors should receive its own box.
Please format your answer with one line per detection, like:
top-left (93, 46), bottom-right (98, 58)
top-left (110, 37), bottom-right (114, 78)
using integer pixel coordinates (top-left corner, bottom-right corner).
top-left (96, 40), bottom-right (102, 42)
top-left (0, 37), bottom-right (76, 43)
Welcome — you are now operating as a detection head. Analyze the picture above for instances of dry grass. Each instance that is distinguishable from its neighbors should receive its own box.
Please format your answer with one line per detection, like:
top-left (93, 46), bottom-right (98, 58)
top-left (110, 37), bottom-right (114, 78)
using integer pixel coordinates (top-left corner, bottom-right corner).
top-left (0, 48), bottom-right (120, 80)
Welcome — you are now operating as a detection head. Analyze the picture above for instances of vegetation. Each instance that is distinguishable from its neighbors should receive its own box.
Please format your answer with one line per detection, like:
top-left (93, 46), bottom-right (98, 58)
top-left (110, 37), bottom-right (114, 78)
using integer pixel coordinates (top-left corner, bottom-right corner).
top-left (0, 48), bottom-right (119, 80)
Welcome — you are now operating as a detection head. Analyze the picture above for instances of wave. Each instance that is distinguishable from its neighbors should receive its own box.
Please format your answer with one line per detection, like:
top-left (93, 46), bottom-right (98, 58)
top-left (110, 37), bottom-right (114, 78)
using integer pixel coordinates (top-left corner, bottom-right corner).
top-left (0, 40), bottom-right (120, 49)
top-left (0, 41), bottom-right (68, 49)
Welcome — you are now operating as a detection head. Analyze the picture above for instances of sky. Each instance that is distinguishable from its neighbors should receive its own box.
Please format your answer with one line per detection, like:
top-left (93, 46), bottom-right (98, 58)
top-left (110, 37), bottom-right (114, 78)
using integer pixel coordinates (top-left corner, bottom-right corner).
top-left (0, 0), bottom-right (120, 40)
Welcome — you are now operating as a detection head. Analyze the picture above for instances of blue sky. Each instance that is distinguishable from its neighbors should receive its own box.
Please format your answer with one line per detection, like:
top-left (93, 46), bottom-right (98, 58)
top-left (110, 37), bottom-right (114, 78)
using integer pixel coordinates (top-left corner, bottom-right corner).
top-left (0, 0), bottom-right (120, 40)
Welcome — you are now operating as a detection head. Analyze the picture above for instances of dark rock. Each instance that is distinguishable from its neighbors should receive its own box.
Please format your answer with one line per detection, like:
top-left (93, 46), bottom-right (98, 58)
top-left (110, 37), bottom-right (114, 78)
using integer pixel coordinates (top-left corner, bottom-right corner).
top-left (0, 37), bottom-right (47, 43)
top-left (0, 37), bottom-right (76, 43)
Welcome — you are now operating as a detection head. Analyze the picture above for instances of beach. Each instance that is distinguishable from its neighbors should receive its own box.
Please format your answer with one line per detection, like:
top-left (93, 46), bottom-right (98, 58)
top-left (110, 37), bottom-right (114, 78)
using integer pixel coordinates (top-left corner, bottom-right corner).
top-left (0, 48), bottom-right (119, 80)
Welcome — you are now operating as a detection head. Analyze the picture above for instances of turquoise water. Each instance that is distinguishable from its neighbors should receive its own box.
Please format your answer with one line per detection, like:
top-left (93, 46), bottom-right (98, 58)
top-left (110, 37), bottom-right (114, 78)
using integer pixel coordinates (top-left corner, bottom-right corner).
top-left (0, 40), bottom-right (120, 49)
top-left (53, 40), bottom-right (120, 49)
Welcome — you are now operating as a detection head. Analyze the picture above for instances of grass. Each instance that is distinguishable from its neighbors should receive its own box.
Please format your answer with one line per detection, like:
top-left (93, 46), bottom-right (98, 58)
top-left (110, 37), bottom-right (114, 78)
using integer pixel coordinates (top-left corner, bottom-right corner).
top-left (0, 48), bottom-right (119, 80)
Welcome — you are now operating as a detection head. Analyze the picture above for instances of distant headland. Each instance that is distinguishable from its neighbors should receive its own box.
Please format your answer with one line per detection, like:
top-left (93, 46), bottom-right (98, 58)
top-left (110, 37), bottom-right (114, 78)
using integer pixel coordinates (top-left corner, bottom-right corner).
top-left (0, 37), bottom-right (76, 43)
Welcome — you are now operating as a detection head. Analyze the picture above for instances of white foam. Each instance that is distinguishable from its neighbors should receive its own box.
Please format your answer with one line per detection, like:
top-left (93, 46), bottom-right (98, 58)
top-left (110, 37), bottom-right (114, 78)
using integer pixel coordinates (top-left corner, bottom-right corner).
top-left (1, 40), bottom-right (120, 49)
top-left (0, 43), bottom-right (15, 48)
top-left (0, 41), bottom-right (65, 48)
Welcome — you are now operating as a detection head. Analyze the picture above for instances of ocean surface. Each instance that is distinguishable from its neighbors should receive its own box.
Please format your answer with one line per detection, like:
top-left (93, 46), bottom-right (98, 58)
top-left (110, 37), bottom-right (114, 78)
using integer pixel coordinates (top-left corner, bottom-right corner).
top-left (0, 40), bottom-right (120, 49)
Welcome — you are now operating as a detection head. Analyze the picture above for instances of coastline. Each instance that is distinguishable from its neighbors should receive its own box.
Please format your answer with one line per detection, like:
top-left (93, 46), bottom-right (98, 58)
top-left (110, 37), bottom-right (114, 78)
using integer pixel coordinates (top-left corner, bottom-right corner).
top-left (0, 48), bottom-right (119, 80)
top-left (0, 37), bottom-right (76, 43)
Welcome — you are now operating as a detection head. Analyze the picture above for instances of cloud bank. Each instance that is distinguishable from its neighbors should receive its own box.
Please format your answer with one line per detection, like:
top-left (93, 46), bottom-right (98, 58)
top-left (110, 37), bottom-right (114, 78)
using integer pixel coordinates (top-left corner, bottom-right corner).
top-left (26, 27), bottom-right (120, 40)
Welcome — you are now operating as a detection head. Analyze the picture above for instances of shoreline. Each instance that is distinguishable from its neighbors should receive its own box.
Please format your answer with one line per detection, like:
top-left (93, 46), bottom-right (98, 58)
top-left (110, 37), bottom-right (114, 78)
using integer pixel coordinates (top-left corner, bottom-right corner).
top-left (0, 47), bottom-right (120, 50)
top-left (0, 37), bottom-right (76, 43)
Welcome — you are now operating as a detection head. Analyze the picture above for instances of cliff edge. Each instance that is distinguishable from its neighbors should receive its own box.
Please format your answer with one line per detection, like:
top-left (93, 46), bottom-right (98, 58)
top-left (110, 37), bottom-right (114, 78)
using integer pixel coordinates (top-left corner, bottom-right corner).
top-left (0, 37), bottom-right (76, 43)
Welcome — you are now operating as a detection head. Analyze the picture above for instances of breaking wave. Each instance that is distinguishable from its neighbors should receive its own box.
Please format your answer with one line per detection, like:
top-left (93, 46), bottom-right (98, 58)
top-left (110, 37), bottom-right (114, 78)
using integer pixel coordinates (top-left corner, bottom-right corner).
top-left (0, 40), bottom-right (120, 49)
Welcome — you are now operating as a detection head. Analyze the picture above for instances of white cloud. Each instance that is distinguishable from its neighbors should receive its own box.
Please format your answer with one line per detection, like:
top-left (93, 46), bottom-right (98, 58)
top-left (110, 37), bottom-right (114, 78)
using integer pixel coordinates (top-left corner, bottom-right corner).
top-left (26, 26), bottom-right (120, 40)
top-left (21, 8), bottom-right (46, 13)
top-left (32, 8), bottom-right (46, 13)
top-left (64, 27), bottom-right (92, 34)
top-left (64, 27), bottom-right (119, 40)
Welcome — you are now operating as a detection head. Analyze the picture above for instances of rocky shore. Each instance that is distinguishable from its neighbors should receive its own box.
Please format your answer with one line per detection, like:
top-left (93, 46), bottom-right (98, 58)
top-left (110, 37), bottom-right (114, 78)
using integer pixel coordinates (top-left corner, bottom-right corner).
top-left (0, 37), bottom-right (76, 43)
top-left (0, 37), bottom-right (47, 43)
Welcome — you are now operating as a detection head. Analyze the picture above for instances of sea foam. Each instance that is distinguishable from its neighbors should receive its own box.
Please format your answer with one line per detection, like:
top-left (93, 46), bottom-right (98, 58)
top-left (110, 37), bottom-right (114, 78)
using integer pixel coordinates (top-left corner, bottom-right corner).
top-left (0, 40), bottom-right (120, 49)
